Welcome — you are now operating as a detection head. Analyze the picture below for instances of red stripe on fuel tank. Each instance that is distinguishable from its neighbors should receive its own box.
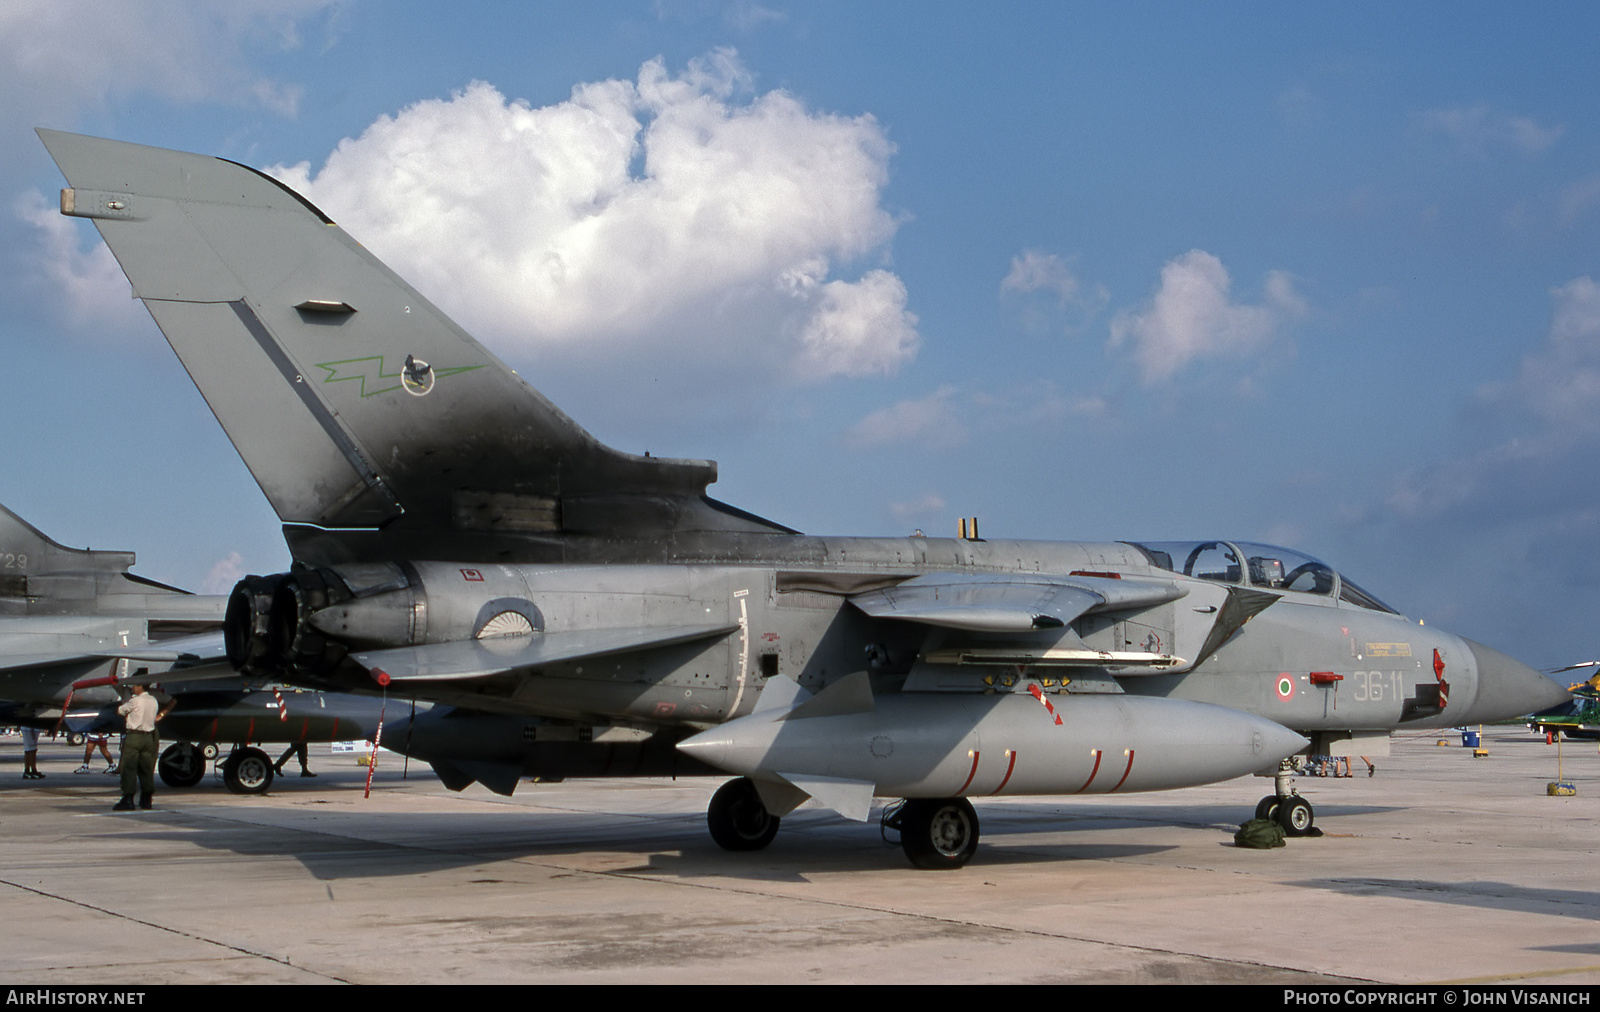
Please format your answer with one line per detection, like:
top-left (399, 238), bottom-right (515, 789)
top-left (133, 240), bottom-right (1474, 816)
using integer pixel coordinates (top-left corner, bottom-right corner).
top-left (956, 751), bottom-right (981, 794)
top-left (1110, 749), bottom-right (1136, 791)
top-left (1076, 749), bottom-right (1103, 793)
top-left (992, 749), bottom-right (1018, 794)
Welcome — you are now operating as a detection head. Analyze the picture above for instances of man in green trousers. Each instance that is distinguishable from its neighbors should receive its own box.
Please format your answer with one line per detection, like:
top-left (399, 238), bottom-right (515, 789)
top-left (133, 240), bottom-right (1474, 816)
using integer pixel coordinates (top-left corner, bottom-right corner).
top-left (113, 683), bottom-right (172, 812)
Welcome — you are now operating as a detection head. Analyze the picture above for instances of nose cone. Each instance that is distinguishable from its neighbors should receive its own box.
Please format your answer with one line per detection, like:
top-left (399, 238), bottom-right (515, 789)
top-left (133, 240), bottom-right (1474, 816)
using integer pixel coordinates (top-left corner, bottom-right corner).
top-left (1463, 639), bottom-right (1570, 722)
top-left (676, 720), bottom-right (771, 776)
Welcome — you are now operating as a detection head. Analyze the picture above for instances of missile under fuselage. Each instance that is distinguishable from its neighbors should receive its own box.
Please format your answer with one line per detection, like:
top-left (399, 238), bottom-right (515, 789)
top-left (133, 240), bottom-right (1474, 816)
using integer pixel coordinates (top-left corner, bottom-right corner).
top-left (677, 682), bottom-right (1307, 800)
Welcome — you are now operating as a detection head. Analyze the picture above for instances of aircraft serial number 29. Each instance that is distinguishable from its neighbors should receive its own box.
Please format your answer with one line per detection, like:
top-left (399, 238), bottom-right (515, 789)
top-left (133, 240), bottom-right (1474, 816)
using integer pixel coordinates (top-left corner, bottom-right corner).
top-left (1, 553), bottom-right (25, 569)
top-left (1350, 670), bottom-right (1403, 703)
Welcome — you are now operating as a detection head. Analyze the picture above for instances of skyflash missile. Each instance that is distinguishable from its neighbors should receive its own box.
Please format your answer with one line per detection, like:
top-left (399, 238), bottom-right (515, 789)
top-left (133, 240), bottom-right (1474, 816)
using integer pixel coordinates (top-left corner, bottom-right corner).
top-left (677, 673), bottom-right (1307, 821)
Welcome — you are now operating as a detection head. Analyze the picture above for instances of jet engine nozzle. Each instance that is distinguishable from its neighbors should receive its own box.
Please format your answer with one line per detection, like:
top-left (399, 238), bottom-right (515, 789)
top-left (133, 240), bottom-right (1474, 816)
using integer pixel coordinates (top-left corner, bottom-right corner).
top-left (268, 567), bottom-right (357, 675)
top-left (224, 573), bottom-right (287, 675)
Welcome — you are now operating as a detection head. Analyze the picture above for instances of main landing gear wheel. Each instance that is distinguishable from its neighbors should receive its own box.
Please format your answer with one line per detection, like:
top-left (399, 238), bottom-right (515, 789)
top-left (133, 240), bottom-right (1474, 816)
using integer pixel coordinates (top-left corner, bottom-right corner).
top-left (707, 777), bottom-right (780, 851)
top-left (1254, 796), bottom-right (1280, 821)
top-left (899, 797), bottom-right (980, 870)
top-left (221, 747), bottom-right (274, 795)
top-left (1275, 797), bottom-right (1315, 836)
top-left (158, 743), bottom-right (205, 788)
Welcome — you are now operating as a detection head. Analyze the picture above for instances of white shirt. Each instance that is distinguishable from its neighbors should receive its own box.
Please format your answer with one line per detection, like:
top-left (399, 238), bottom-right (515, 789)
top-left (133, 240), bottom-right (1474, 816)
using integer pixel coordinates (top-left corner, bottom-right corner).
top-left (118, 693), bottom-right (159, 732)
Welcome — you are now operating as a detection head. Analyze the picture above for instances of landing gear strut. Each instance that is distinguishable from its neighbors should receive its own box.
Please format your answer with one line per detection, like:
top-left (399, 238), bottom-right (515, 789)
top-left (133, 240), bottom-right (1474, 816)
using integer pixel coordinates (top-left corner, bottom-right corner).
top-left (1255, 758), bottom-right (1316, 836)
top-left (707, 777), bottom-right (780, 851)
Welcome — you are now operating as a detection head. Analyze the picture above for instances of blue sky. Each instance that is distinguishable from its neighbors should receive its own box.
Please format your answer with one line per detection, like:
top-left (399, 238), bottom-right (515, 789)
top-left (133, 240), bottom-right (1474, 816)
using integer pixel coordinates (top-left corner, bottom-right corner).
top-left (3, 2), bottom-right (1599, 670)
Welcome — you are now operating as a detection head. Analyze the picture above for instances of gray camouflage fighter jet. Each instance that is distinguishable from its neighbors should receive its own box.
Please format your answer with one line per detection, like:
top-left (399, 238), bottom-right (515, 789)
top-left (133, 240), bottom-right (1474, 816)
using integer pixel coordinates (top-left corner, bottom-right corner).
top-left (0, 499), bottom-right (389, 794)
top-left (0, 498), bottom-right (225, 722)
top-left (38, 129), bottom-right (1568, 868)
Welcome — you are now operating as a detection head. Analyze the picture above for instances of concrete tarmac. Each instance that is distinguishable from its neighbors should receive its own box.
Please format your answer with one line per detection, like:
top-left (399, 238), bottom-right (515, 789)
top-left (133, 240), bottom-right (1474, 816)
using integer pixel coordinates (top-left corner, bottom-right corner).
top-left (1, 728), bottom-right (1597, 985)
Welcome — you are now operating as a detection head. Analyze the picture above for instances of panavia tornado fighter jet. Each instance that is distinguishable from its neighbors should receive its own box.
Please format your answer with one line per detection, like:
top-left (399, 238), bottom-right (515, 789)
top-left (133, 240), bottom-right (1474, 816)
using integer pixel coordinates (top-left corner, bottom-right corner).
top-left (0, 498), bottom-right (226, 725)
top-left (38, 129), bottom-right (1569, 868)
top-left (0, 499), bottom-right (388, 794)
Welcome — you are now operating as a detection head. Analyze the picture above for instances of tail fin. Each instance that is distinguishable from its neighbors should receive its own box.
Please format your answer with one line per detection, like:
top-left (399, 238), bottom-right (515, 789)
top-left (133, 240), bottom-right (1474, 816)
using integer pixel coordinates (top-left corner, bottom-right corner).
top-left (0, 501), bottom-right (190, 616)
top-left (38, 130), bottom-right (788, 560)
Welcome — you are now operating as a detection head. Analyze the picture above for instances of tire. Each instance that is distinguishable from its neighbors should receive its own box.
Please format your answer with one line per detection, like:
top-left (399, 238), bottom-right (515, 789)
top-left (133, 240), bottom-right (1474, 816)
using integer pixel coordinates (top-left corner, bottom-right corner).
top-left (900, 798), bottom-right (980, 870)
top-left (158, 743), bottom-right (206, 788)
top-left (707, 778), bottom-right (780, 851)
top-left (221, 747), bottom-right (274, 795)
top-left (1254, 796), bottom-right (1280, 821)
top-left (1276, 797), bottom-right (1315, 836)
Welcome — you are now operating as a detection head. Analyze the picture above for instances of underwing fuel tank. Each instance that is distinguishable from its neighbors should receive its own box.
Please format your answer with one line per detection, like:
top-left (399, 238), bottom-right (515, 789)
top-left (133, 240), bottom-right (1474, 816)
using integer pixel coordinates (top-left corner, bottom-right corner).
top-left (677, 677), bottom-right (1307, 801)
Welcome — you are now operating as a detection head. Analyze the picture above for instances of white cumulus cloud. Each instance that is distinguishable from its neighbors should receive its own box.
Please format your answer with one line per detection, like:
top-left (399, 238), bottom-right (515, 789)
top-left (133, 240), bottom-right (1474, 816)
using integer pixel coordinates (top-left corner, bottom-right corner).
top-left (271, 52), bottom-right (915, 382)
top-left (1000, 250), bottom-right (1108, 335)
top-left (1108, 250), bottom-right (1305, 384)
top-left (1419, 105), bottom-right (1564, 156)
top-left (1486, 276), bottom-right (1600, 428)
top-left (845, 385), bottom-right (964, 448)
top-left (200, 551), bottom-right (247, 595)
top-left (0, 0), bottom-right (327, 124)
top-left (14, 190), bottom-right (147, 333)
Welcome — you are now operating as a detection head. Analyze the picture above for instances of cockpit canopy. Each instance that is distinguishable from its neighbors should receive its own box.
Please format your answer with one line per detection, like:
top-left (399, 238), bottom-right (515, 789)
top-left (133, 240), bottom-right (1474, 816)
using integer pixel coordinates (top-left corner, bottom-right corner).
top-left (1125, 540), bottom-right (1398, 614)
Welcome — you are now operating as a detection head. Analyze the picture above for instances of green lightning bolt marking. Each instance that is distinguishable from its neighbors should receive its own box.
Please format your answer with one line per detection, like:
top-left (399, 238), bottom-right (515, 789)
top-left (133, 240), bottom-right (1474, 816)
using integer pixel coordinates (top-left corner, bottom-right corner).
top-left (315, 357), bottom-right (485, 397)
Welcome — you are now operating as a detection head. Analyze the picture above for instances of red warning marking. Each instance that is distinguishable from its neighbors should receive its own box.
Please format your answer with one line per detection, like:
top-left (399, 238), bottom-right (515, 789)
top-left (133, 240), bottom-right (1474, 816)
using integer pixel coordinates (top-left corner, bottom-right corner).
top-left (461, 568), bottom-right (484, 581)
top-left (1027, 683), bottom-right (1064, 725)
top-left (957, 751), bottom-right (981, 794)
top-left (275, 688), bottom-right (289, 721)
top-left (1076, 749), bottom-right (1103, 793)
top-left (371, 668), bottom-right (391, 687)
top-left (992, 749), bottom-right (1018, 794)
top-left (1110, 749), bottom-right (1137, 791)
top-left (364, 702), bottom-right (386, 799)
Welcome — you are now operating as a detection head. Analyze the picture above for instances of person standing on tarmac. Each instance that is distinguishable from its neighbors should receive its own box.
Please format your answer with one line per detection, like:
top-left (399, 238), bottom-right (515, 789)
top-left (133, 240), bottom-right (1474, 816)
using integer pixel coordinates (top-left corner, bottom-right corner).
top-left (113, 683), bottom-right (171, 812)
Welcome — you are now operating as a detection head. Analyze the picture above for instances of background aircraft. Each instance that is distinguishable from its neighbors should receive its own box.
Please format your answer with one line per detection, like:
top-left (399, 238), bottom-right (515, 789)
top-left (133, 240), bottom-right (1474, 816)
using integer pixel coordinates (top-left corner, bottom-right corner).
top-left (1528, 665), bottom-right (1600, 742)
top-left (1, 499), bottom-right (390, 793)
top-left (39, 130), bottom-right (1569, 867)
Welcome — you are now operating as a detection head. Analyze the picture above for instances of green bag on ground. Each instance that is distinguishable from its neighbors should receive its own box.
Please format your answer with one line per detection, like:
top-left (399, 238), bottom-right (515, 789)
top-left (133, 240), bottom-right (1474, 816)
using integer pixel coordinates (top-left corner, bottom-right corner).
top-left (1234, 817), bottom-right (1286, 849)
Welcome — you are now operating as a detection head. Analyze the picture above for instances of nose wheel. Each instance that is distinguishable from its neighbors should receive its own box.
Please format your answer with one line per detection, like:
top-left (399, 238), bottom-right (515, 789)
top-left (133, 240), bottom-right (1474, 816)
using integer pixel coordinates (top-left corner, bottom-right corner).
top-left (1255, 794), bottom-right (1315, 836)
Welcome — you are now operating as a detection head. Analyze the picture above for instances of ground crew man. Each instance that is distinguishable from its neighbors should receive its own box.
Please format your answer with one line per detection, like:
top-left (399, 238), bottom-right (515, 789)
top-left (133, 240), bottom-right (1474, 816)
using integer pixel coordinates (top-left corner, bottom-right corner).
top-left (114, 683), bottom-right (172, 811)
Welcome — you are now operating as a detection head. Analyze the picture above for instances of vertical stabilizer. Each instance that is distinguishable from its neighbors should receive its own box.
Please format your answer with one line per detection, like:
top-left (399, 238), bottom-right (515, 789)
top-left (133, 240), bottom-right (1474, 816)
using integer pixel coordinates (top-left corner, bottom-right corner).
top-left (0, 502), bottom-right (136, 614)
top-left (36, 129), bottom-right (751, 550)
